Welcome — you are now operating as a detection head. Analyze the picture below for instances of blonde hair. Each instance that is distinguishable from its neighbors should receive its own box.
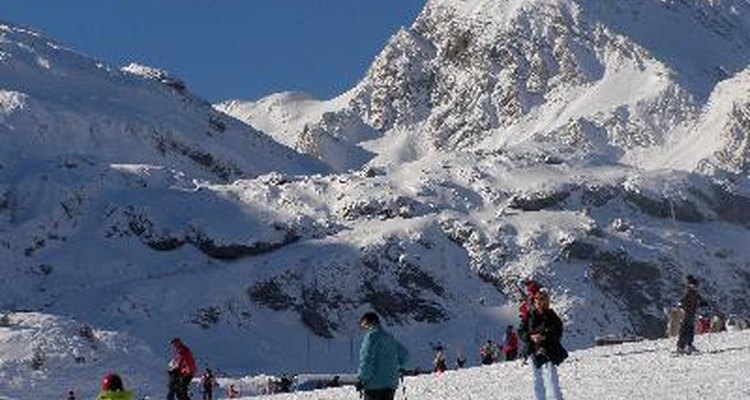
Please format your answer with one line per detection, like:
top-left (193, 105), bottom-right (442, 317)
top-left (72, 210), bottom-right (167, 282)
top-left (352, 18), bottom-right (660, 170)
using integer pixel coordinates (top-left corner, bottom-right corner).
top-left (534, 289), bottom-right (551, 308)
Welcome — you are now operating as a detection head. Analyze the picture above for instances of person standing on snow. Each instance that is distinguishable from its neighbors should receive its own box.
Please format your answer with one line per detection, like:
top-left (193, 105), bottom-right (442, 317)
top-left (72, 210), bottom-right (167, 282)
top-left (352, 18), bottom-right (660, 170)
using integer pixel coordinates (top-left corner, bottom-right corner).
top-left (200, 368), bottom-right (217, 400)
top-left (96, 373), bottom-right (135, 400)
top-left (518, 279), bottom-right (541, 360)
top-left (520, 289), bottom-right (567, 400)
top-left (502, 325), bottom-right (519, 361)
top-left (433, 345), bottom-right (447, 373)
top-left (168, 338), bottom-right (198, 400)
top-left (479, 340), bottom-right (497, 365)
top-left (356, 312), bottom-right (409, 400)
top-left (676, 275), bottom-right (706, 354)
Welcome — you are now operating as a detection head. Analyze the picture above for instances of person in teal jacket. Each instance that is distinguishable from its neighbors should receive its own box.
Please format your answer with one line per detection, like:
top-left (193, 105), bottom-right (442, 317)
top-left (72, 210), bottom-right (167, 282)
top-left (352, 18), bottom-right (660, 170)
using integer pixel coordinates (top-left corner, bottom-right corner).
top-left (356, 312), bottom-right (409, 400)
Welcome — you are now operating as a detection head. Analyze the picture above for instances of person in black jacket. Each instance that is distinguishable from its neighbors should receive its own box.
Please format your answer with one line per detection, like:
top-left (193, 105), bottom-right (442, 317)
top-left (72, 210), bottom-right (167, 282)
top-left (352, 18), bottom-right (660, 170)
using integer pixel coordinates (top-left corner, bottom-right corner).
top-left (519, 289), bottom-right (567, 400)
top-left (676, 275), bottom-right (706, 354)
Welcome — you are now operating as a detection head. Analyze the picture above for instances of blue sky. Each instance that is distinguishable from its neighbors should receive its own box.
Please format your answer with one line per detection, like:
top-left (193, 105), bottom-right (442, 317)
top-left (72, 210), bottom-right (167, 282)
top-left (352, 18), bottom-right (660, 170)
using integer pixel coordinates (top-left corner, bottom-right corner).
top-left (0, 1), bottom-right (426, 102)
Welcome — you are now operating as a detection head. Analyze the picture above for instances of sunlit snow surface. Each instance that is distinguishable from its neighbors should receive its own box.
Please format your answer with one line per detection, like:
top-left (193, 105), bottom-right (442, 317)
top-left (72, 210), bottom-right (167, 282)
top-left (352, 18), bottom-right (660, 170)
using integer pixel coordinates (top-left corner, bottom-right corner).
top-left (249, 330), bottom-right (750, 400)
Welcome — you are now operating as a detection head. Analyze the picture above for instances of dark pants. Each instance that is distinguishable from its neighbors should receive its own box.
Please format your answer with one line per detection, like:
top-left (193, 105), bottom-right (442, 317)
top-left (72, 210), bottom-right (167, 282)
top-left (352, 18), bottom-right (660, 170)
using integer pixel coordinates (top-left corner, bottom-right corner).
top-left (505, 349), bottom-right (518, 361)
top-left (168, 372), bottom-right (192, 400)
top-left (202, 385), bottom-right (212, 400)
top-left (363, 388), bottom-right (396, 400)
top-left (677, 311), bottom-right (696, 350)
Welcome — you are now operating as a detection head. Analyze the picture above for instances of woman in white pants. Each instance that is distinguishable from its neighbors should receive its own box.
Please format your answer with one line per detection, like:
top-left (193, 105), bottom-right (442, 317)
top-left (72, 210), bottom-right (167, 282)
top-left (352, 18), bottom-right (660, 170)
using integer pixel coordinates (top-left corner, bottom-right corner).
top-left (520, 290), bottom-right (567, 400)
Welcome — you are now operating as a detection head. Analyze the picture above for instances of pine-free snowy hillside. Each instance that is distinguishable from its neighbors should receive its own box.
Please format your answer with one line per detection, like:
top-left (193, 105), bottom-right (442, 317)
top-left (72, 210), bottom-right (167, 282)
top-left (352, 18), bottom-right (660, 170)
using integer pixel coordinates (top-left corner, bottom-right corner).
top-left (3, 311), bottom-right (748, 399)
top-left (251, 330), bottom-right (750, 400)
top-left (2, 0), bottom-right (750, 397)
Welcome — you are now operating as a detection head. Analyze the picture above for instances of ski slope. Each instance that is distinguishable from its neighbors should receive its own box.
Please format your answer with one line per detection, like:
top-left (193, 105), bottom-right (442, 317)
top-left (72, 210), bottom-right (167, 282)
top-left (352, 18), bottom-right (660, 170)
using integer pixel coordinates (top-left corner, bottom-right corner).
top-left (249, 329), bottom-right (750, 400)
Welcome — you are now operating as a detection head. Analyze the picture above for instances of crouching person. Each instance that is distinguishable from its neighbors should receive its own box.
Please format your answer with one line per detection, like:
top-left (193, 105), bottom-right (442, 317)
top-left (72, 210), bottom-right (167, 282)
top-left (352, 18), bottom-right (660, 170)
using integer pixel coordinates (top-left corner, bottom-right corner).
top-left (521, 290), bottom-right (568, 400)
top-left (356, 312), bottom-right (409, 400)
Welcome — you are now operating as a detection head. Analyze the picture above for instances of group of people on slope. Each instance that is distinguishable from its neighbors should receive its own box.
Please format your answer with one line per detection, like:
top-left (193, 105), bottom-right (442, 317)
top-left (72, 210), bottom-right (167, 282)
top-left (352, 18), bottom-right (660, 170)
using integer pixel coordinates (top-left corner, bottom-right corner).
top-left (90, 337), bottom-right (202, 400)
top-left (84, 274), bottom-right (709, 400)
top-left (354, 279), bottom-right (568, 400)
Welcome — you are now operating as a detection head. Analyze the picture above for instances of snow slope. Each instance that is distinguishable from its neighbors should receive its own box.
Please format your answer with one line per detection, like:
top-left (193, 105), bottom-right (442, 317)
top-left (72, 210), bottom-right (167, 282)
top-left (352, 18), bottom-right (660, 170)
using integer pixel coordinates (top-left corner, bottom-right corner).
top-left (2, 311), bottom-right (748, 399)
top-left (251, 330), bottom-right (750, 400)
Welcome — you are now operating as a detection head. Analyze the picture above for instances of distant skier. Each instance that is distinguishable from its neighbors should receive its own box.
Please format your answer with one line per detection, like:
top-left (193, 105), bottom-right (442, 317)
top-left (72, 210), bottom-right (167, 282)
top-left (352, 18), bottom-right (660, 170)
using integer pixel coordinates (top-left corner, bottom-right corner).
top-left (479, 340), bottom-right (497, 365)
top-left (96, 373), bottom-right (135, 400)
top-left (710, 313), bottom-right (725, 333)
top-left (697, 315), bottom-right (711, 334)
top-left (520, 289), bottom-right (567, 400)
top-left (676, 275), bottom-right (707, 354)
top-left (67, 389), bottom-right (77, 400)
top-left (356, 312), bottom-right (409, 400)
top-left (168, 338), bottom-right (198, 400)
top-left (200, 368), bottom-right (216, 400)
top-left (455, 352), bottom-right (467, 368)
top-left (433, 345), bottom-right (447, 373)
top-left (502, 325), bottom-right (519, 361)
top-left (226, 383), bottom-right (240, 398)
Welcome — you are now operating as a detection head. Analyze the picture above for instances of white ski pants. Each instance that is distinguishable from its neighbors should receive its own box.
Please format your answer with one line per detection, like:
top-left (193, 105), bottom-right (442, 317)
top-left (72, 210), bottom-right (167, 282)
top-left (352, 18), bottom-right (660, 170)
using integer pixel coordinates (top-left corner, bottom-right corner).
top-left (531, 361), bottom-right (563, 400)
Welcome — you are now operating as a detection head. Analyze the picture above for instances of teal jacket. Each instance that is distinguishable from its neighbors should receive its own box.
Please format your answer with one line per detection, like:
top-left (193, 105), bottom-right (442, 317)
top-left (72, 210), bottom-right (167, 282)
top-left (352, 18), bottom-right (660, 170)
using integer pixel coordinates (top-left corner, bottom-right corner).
top-left (358, 325), bottom-right (409, 390)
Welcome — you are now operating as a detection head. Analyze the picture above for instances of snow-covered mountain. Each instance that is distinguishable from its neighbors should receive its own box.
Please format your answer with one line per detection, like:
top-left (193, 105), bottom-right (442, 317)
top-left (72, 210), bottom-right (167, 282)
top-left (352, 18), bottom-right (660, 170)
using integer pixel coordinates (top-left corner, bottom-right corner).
top-left (2, 0), bottom-right (750, 397)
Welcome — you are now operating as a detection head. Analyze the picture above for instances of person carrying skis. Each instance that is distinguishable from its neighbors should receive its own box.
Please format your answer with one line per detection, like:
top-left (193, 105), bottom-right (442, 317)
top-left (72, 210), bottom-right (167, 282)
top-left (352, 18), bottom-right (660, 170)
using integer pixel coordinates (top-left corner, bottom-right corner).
top-left (676, 275), bottom-right (707, 354)
top-left (96, 373), bottom-right (135, 400)
top-left (520, 289), bottom-right (567, 400)
top-left (168, 338), bottom-right (198, 400)
top-left (502, 325), bottom-right (519, 361)
top-left (356, 312), bottom-right (409, 400)
top-left (201, 368), bottom-right (216, 400)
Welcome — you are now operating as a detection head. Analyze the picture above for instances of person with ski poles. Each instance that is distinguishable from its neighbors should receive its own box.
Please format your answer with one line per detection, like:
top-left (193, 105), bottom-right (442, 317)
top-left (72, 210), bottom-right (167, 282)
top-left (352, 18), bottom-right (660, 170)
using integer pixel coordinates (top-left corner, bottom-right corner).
top-left (356, 312), bottom-right (409, 400)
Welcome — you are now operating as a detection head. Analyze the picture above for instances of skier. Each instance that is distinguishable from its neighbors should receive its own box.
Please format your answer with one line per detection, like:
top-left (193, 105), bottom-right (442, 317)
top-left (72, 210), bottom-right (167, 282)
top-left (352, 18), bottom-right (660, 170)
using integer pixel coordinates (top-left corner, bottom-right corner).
top-left (168, 338), bottom-right (198, 400)
top-left (710, 313), bottom-right (725, 333)
top-left (356, 312), bottom-right (409, 400)
top-left (502, 325), bottom-right (519, 361)
top-left (455, 352), bottom-right (467, 368)
top-left (67, 390), bottom-right (76, 400)
top-left (96, 373), bottom-right (135, 400)
top-left (433, 345), bottom-right (447, 373)
top-left (200, 368), bottom-right (216, 400)
top-left (697, 315), bottom-right (711, 334)
top-left (676, 275), bottom-right (706, 354)
top-left (226, 383), bottom-right (240, 398)
top-left (479, 340), bottom-right (497, 365)
top-left (520, 289), bottom-right (567, 400)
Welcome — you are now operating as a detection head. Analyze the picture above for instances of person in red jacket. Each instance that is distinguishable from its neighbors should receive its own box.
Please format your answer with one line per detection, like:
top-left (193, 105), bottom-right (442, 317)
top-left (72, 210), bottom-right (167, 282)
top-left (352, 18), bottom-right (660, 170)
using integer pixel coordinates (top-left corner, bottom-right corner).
top-left (169, 338), bottom-right (197, 400)
top-left (502, 325), bottom-right (519, 361)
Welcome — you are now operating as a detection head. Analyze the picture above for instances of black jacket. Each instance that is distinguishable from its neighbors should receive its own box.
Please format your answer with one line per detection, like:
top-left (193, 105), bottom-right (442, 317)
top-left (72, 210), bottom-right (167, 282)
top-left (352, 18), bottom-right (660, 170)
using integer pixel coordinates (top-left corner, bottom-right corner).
top-left (520, 308), bottom-right (568, 367)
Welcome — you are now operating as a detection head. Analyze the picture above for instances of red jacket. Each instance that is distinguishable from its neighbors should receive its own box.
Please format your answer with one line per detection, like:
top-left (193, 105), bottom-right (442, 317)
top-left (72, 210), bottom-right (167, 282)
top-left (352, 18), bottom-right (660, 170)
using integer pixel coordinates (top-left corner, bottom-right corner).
top-left (174, 343), bottom-right (198, 377)
top-left (503, 331), bottom-right (519, 353)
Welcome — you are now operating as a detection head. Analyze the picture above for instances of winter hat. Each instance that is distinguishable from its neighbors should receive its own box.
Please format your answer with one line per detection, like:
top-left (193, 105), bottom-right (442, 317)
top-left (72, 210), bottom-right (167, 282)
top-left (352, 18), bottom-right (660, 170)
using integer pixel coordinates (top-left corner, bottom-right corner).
top-left (686, 275), bottom-right (699, 286)
top-left (101, 373), bottom-right (124, 391)
top-left (360, 312), bottom-right (380, 326)
top-left (525, 279), bottom-right (540, 295)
